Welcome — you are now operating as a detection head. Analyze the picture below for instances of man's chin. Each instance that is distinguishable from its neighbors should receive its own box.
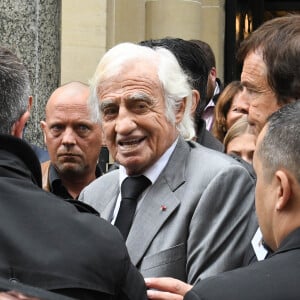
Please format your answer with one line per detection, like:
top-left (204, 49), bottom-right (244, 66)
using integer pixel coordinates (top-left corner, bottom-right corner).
top-left (56, 163), bottom-right (85, 176)
top-left (116, 157), bottom-right (146, 176)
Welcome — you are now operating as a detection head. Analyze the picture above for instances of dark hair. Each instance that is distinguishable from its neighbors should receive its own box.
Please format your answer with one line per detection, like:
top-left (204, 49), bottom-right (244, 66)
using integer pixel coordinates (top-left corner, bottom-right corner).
top-left (237, 15), bottom-right (300, 104)
top-left (0, 47), bottom-right (30, 134)
top-left (139, 37), bottom-right (209, 131)
top-left (257, 100), bottom-right (300, 183)
top-left (140, 38), bottom-right (209, 98)
top-left (189, 39), bottom-right (216, 69)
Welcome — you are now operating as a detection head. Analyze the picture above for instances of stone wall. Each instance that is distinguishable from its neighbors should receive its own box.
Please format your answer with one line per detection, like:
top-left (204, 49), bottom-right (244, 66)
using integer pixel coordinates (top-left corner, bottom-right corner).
top-left (0, 0), bottom-right (61, 147)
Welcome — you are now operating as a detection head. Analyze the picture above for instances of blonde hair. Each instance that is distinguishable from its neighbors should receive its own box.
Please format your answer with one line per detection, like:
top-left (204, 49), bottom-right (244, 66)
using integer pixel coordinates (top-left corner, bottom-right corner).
top-left (223, 115), bottom-right (250, 152)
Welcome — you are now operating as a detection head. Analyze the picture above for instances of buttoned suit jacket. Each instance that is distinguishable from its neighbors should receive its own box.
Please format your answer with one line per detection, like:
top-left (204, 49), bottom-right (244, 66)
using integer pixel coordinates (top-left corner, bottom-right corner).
top-left (79, 136), bottom-right (256, 284)
top-left (185, 227), bottom-right (300, 300)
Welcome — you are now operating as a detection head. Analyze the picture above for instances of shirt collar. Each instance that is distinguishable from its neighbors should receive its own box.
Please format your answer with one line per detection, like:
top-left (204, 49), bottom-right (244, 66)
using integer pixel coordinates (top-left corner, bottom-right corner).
top-left (49, 163), bottom-right (102, 199)
top-left (49, 165), bottom-right (72, 199)
top-left (214, 80), bottom-right (220, 96)
top-left (205, 81), bottom-right (221, 110)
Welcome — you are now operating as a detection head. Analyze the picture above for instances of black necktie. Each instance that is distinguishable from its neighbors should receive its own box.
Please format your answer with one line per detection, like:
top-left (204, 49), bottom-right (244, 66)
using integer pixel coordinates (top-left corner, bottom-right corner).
top-left (114, 175), bottom-right (151, 239)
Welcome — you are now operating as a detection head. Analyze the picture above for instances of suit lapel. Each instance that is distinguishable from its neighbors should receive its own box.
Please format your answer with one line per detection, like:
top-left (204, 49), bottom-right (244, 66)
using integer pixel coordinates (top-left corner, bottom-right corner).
top-left (99, 176), bottom-right (120, 221)
top-left (126, 137), bottom-right (190, 266)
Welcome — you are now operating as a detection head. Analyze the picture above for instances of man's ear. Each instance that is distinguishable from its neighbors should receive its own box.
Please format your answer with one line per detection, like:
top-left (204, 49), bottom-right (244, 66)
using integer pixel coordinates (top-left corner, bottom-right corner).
top-left (40, 120), bottom-right (48, 145)
top-left (175, 97), bottom-right (186, 124)
top-left (210, 67), bottom-right (217, 79)
top-left (275, 170), bottom-right (291, 211)
top-left (191, 90), bottom-right (200, 116)
top-left (11, 111), bottom-right (30, 138)
top-left (175, 97), bottom-right (187, 124)
top-left (11, 96), bottom-right (32, 138)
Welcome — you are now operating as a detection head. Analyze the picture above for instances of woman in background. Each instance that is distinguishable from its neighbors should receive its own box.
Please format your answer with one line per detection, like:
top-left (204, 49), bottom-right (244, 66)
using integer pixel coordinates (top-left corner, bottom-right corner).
top-left (223, 115), bottom-right (256, 164)
top-left (213, 81), bottom-right (248, 142)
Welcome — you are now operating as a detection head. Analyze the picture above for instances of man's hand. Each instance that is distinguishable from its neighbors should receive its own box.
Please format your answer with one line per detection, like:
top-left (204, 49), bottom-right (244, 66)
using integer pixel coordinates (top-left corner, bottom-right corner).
top-left (145, 277), bottom-right (193, 300)
top-left (0, 291), bottom-right (39, 300)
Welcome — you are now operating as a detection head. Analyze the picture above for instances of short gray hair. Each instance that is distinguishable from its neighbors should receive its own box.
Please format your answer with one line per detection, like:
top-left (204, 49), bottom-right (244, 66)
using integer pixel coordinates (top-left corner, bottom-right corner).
top-left (257, 100), bottom-right (300, 183)
top-left (0, 47), bottom-right (30, 134)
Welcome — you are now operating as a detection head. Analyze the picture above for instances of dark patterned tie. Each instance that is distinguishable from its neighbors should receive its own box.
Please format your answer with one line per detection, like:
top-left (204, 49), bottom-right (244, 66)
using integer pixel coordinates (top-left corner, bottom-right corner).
top-left (114, 175), bottom-right (151, 239)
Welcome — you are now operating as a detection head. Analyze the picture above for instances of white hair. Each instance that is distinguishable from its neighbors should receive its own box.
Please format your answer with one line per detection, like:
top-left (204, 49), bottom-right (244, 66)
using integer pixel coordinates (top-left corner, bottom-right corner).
top-left (89, 42), bottom-right (195, 140)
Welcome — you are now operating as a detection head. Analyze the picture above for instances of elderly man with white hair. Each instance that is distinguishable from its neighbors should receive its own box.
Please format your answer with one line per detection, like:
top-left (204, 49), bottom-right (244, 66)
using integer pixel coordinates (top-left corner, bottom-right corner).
top-left (79, 42), bottom-right (256, 284)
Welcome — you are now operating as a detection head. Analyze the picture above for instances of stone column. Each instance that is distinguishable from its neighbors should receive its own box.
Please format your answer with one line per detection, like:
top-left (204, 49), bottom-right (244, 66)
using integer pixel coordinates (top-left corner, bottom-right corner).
top-left (145, 0), bottom-right (225, 80)
top-left (0, 0), bottom-right (61, 147)
top-left (105, 0), bottom-right (225, 81)
top-left (200, 0), bottom-right (225, 82)
top-left (61, 0), bottom-right (106, 84)
top-left (145, 0), bottom-right (203, 39)
top-left (106, 0), bottom-right (146, 48)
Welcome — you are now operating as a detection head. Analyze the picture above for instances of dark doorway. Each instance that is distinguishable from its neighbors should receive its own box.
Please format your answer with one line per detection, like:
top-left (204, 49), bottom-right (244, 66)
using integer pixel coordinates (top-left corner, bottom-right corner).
top-left (224, 0), bottom-right (300, 85)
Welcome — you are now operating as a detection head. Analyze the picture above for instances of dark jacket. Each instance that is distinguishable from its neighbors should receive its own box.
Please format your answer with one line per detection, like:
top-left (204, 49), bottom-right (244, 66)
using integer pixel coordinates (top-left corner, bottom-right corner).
top-left (185, 227), bottom-right (300, 300)
top-left (195, 118), bottom-right (224, 152)
top-left (0, 277), bottom-right (73, 300)
top-left (0, 134), bottom-right (147, 300)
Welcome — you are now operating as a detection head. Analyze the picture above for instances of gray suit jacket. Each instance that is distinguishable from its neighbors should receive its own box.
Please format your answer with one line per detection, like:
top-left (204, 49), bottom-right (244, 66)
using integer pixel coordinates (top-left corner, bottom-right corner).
top-left (79, 137), bottom-right (256, 284)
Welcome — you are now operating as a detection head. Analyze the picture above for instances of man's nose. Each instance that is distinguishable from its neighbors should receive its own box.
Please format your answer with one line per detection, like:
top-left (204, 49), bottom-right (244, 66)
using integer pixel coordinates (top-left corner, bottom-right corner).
top-left (240, 89), bottom-right (251, 113)
top-left (61, 127), bottom-right (76, 145)
top-left (115, 107), bottom-right (137, 134)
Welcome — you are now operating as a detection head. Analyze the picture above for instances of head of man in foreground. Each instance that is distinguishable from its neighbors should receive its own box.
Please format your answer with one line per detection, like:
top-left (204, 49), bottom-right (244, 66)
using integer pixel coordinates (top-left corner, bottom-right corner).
top-left (254, 100), bottom-right (300, 251)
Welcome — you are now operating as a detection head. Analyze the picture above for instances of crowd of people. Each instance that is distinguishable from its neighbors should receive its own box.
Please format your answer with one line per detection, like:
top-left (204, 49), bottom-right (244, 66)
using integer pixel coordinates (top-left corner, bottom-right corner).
top-left (0, 14), bottom-right (299, 300)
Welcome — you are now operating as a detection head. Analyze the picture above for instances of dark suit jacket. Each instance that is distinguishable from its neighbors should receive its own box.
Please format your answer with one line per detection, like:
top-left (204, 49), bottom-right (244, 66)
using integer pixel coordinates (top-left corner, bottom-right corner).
top-left (0, 134), bottom-right (147, 300)
top-left (80, 136), bottom-right (256, 284)
top-left (185, 227), bottom-right (300, 300)
top-left (195, 118), bottom-right (224, 152)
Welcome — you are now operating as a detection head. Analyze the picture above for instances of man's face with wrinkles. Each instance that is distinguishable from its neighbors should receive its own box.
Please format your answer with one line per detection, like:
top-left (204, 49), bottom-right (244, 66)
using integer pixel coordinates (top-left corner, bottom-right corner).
top-left (241, 50), bottom-right (281, 136)
top-left (98, 60), bottom-right (182, 176)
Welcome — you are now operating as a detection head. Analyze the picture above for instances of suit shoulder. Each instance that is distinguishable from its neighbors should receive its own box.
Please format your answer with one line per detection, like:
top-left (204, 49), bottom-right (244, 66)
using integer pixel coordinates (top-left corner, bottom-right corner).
top-left (189, 141), bottom-right (245, 168)
top-left (81, 169), bottom-right (119, 193)
top-left (78, 169), bottom-right (119, 206)
top-left (188, 250), bottom-right (300, 300)
top-left (186, 141), bottom-right (254, 181)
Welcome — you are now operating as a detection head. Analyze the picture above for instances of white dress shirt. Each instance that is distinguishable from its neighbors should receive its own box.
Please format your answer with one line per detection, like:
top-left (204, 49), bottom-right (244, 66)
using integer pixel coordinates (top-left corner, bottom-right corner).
top-left (202, 81), bottom-right (220, 131)
top-left (111, 137), bottom-right (178, 224)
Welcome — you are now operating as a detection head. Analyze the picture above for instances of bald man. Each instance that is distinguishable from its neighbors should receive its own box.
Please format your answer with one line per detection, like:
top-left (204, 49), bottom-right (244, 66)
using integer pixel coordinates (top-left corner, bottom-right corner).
top-left (41, 81), bottom-right (103, 199)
